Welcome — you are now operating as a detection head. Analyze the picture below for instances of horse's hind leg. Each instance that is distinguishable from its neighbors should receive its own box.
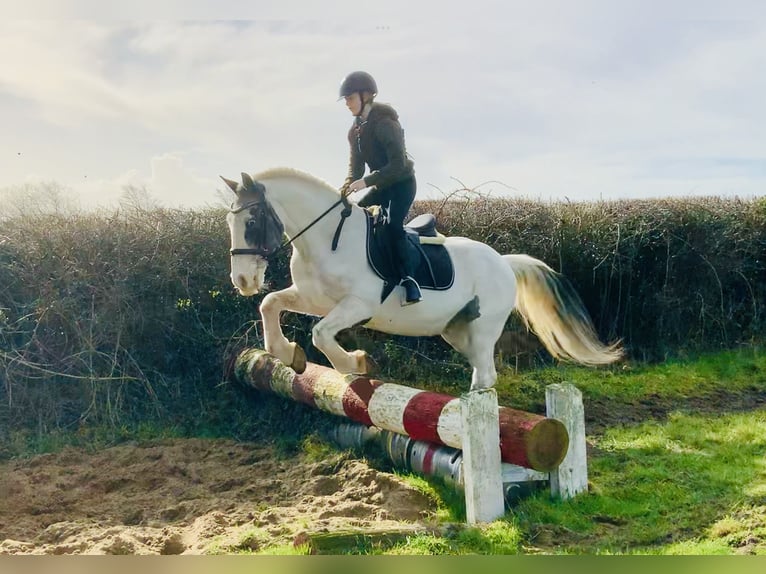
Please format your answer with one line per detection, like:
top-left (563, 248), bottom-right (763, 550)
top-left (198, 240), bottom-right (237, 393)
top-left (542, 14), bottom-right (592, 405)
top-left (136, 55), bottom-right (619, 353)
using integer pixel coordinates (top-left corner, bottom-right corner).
top-left (441, 317), bottom-right (504, 391)
top-left (312, 296), bottom-right (377, 375)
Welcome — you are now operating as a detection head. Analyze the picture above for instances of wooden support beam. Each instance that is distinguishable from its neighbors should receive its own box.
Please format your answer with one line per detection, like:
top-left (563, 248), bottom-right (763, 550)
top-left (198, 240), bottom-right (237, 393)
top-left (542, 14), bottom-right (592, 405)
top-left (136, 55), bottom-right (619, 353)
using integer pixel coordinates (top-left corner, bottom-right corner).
top-left (546, 383), bottom-right (588, 499)
top-left (460, 389), bottom-right (505, 524)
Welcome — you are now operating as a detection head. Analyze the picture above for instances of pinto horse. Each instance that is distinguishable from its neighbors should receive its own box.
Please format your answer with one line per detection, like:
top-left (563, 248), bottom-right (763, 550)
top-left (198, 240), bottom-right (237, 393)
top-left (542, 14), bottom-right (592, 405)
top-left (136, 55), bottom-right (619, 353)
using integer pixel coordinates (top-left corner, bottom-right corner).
top-left (223, 168), bottom-right (621, 391)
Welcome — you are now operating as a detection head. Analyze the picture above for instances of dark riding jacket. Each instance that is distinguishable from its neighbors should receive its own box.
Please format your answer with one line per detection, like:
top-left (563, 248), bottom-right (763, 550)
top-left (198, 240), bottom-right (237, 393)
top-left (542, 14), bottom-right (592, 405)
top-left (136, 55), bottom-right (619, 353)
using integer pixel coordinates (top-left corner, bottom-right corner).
top-left (342, 102), bottom-right (415, 192)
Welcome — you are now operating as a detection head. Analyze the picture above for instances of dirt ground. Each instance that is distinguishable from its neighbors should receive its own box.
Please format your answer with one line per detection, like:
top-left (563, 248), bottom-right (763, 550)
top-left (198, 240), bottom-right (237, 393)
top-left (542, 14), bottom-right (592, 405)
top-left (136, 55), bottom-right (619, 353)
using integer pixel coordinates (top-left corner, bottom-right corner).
top-left (2, 387), bottom-right (763, 555)
top-left (0, 438), bottom-right (435, 555)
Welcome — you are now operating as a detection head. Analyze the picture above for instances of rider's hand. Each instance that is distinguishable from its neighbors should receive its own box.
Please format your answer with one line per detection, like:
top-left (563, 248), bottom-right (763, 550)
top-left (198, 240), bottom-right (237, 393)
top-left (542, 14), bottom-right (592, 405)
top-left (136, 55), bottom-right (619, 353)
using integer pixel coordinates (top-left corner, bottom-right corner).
top-left (347, 178), bottom-right (367, 193)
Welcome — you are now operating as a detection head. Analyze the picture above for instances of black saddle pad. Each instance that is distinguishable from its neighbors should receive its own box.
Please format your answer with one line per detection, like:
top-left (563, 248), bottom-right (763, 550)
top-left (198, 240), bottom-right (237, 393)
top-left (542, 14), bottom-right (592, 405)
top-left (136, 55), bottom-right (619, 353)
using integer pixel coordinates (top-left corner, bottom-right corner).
top-left (364, 210), bottom-right (454, 302)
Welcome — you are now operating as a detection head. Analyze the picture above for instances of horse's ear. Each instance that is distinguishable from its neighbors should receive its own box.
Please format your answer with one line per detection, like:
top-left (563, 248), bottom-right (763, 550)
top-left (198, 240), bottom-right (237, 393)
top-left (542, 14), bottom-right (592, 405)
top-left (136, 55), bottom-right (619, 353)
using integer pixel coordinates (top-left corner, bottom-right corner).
top-left (220, 176), bottom-right (239, 194)
top-left (241, 172), bottom-right (266, 196)
top-left (241, 172), bottom-right (255, 189)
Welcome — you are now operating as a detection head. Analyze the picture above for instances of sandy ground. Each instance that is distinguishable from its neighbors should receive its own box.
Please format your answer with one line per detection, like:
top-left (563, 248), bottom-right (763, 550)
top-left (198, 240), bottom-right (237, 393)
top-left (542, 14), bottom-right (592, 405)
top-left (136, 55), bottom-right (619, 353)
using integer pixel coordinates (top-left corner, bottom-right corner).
top-left (0, 438), bottom-right (435, 555)
top-left (3, 386), bottom-right (763, 555)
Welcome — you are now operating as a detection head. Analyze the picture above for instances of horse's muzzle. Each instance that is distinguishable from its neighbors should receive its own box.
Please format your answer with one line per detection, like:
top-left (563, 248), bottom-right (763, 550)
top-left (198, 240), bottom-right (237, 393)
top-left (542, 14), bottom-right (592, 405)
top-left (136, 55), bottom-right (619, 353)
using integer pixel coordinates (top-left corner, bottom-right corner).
top-left (230, 258), bottom-right (267, 296)
top-left (232, 273), bottom-right (260, 296)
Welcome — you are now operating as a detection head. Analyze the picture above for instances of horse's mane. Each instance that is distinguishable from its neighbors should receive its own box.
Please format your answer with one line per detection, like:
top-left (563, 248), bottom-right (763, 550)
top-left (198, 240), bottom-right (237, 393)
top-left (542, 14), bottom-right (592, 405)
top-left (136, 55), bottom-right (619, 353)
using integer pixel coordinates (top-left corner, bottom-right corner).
top-left (252, 167), bottom-right (340, 196)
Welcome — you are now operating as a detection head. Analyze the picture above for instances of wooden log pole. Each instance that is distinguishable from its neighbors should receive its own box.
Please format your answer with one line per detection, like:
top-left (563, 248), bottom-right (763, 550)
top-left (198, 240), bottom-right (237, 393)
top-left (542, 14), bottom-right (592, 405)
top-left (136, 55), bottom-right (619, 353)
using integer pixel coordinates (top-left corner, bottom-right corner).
top-left (230, 348), bottom-right (569, 472)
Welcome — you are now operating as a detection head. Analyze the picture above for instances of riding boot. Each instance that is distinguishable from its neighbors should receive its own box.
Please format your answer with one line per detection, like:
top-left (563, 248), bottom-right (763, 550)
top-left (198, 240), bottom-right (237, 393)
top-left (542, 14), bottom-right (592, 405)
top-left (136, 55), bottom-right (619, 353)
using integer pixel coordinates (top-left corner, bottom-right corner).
top-left (400, 276), bottom-right (422, 306)
top-left (389, 210), bottom-right (422, 306)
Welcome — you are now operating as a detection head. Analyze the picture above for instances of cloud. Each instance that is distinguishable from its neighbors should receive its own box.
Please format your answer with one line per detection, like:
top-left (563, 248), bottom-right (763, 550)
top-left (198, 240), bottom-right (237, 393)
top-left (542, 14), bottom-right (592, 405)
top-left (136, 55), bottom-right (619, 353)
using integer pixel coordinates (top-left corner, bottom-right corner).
top-left (0, 22), bottom-right (134, 126)
top-left (147, 153), bottom-right (218, 207)
top-left (17, 154), bottom-right (219, 212)
top-left (0, 13), bottom-right (764, 208)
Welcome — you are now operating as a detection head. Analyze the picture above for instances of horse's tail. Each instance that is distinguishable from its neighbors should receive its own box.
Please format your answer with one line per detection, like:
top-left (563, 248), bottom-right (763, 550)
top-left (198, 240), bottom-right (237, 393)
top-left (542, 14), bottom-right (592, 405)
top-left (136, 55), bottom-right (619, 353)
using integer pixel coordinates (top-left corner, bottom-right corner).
top-left (503, 254), bottom-right (623, 366)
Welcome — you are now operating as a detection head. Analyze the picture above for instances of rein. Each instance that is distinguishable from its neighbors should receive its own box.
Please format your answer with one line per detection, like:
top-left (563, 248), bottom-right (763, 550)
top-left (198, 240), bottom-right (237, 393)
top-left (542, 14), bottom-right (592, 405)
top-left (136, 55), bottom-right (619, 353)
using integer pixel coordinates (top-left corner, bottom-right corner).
top-left (230, 195), bottom-right (352, 258)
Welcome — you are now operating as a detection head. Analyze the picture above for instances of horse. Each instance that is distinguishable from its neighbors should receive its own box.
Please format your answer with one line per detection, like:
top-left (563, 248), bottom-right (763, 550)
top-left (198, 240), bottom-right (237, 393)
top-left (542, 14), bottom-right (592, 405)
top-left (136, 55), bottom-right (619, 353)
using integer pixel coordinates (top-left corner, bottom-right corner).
top-left (222, 168), bottom-right (622, 391)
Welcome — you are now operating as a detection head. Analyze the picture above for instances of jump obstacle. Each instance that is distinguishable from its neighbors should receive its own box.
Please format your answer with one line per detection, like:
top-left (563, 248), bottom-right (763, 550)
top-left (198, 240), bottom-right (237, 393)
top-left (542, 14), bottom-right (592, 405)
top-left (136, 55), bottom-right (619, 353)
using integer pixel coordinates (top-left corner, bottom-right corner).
top-left (229, 348), bottom-right (588, 523)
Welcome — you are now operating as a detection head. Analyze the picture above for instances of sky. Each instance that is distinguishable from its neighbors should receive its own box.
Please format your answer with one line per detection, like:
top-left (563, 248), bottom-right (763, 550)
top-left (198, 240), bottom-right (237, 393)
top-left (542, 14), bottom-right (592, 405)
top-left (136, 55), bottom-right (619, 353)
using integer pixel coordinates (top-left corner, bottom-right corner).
top-left (1, 1), bottom-right (765, 210)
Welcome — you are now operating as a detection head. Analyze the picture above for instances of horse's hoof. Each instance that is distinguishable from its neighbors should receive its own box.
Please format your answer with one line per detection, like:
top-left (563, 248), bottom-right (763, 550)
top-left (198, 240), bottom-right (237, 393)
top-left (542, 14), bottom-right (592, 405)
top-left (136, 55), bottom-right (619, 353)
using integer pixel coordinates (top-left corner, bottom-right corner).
top-left (291, 344), bottom-right (307, 373)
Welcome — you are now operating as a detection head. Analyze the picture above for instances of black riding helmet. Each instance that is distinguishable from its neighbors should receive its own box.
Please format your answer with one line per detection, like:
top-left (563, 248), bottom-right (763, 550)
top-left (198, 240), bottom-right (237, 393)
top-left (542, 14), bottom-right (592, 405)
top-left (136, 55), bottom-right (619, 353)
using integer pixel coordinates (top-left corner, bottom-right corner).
top-left (338, 71), bottom-right (378, 99)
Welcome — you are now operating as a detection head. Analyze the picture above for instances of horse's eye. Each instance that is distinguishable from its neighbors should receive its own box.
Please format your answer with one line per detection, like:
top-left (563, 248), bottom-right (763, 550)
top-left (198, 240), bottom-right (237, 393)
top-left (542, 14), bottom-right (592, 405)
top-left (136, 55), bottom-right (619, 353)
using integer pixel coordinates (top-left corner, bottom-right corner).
top-left (246, 219), bottom-right (257, 228)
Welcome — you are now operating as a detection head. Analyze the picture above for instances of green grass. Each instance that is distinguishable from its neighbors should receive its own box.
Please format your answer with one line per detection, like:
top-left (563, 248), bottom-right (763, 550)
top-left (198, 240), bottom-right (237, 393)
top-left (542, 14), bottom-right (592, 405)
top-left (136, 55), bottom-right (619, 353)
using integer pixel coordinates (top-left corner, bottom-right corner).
top-left (366, 408), bottom-right (765, 555)
top-left (0, 421), bottom-right (188, 461)
top-left (491, 344), bottom-right (765, 411)
top-left (360, 346), bottom-right (766, 555)
top-left (491, 409), bottom-right (766, 555)
top-left (380, 521), bottom-right (524, 555)
top-left (392, 472), bottom-right (466, 523)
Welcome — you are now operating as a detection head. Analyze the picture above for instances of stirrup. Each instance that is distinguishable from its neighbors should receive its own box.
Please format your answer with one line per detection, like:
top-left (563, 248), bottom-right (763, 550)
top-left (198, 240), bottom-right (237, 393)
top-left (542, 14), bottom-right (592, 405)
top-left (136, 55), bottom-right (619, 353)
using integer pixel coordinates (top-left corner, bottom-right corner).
top-left (400, 276), bottom-right (422, 306)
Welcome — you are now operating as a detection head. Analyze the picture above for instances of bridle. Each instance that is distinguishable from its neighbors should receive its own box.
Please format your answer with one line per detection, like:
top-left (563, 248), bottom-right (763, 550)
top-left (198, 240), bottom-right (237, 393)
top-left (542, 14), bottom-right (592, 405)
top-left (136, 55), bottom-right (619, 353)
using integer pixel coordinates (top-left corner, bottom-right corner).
top-left (229, 195), bottom-right (350, 259)
top-left (229, 197), bottom-right (285, 257)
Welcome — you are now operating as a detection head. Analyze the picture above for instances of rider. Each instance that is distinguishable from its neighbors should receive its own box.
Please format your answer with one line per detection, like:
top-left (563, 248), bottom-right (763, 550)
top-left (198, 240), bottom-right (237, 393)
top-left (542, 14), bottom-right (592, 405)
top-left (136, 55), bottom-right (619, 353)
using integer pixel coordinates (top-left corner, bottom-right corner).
top-left (339, 70), bottom-right (422, 305)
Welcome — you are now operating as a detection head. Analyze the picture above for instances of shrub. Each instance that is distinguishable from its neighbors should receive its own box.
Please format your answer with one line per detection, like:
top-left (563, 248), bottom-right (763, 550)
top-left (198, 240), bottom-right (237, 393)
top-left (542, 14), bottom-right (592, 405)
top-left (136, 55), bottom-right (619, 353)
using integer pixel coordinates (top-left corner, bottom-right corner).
top-left (0, 193), bottom-right (763, 441)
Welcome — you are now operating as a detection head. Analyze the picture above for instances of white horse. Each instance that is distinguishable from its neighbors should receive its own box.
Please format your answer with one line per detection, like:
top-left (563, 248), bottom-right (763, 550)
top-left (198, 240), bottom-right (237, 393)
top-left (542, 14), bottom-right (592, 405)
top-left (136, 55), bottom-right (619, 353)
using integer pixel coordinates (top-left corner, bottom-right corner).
top-left (223, 168), bottom-right (622, 391)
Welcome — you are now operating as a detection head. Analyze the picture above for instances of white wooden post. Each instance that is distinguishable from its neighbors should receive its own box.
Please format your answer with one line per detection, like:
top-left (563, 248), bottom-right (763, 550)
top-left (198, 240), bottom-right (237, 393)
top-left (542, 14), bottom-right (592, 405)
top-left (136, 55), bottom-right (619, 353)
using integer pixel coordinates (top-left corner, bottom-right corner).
top-left (460, 389), bottom-right (505, 523)
top-left (545, 383), bottom-right (588, 499)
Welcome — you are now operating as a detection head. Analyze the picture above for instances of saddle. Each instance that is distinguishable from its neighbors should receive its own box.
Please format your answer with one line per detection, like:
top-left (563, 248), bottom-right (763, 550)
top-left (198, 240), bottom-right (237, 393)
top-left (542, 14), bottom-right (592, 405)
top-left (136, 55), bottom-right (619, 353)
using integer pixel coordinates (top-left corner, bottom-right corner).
top-left (364, 209), bottom-right (455, 303)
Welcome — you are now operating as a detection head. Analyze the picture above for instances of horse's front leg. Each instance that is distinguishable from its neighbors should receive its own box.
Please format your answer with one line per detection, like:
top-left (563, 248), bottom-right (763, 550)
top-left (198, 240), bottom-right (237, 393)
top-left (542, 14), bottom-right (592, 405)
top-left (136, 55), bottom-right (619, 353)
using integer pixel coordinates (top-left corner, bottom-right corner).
top-left (312, 295), bottom-right (377, 375)
top-left (259, 285), bottom-right (312, 373)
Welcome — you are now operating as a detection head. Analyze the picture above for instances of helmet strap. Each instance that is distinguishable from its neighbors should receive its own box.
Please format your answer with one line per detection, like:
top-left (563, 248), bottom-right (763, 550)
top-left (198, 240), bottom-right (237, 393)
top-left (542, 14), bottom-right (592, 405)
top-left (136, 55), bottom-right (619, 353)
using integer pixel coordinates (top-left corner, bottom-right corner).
top-left (356, 93), bottom-right (373, 118)
top-left (352, 91), bottom-right (374, 117)
top-left (352, 91), bottom-right (364, 117)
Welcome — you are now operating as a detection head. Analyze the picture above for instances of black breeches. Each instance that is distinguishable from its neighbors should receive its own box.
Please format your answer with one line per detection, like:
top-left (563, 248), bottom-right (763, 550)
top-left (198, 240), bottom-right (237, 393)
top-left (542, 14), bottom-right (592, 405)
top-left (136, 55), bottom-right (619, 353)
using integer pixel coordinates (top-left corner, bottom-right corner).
top-left (358, 177), bottom-right (417, 279)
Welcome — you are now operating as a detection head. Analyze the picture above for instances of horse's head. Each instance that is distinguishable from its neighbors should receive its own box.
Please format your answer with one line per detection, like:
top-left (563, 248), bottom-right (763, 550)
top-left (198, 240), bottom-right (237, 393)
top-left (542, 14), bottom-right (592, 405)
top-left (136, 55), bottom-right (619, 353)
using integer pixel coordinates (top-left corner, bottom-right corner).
top-left (223, 172), bottom-right (285, 296)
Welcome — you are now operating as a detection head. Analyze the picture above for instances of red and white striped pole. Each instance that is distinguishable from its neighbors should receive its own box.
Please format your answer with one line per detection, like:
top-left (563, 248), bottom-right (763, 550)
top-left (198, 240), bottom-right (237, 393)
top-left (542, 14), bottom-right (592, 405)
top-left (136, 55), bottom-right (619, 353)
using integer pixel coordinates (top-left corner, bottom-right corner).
top-left (229, 348), bottom-right (568, 472)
